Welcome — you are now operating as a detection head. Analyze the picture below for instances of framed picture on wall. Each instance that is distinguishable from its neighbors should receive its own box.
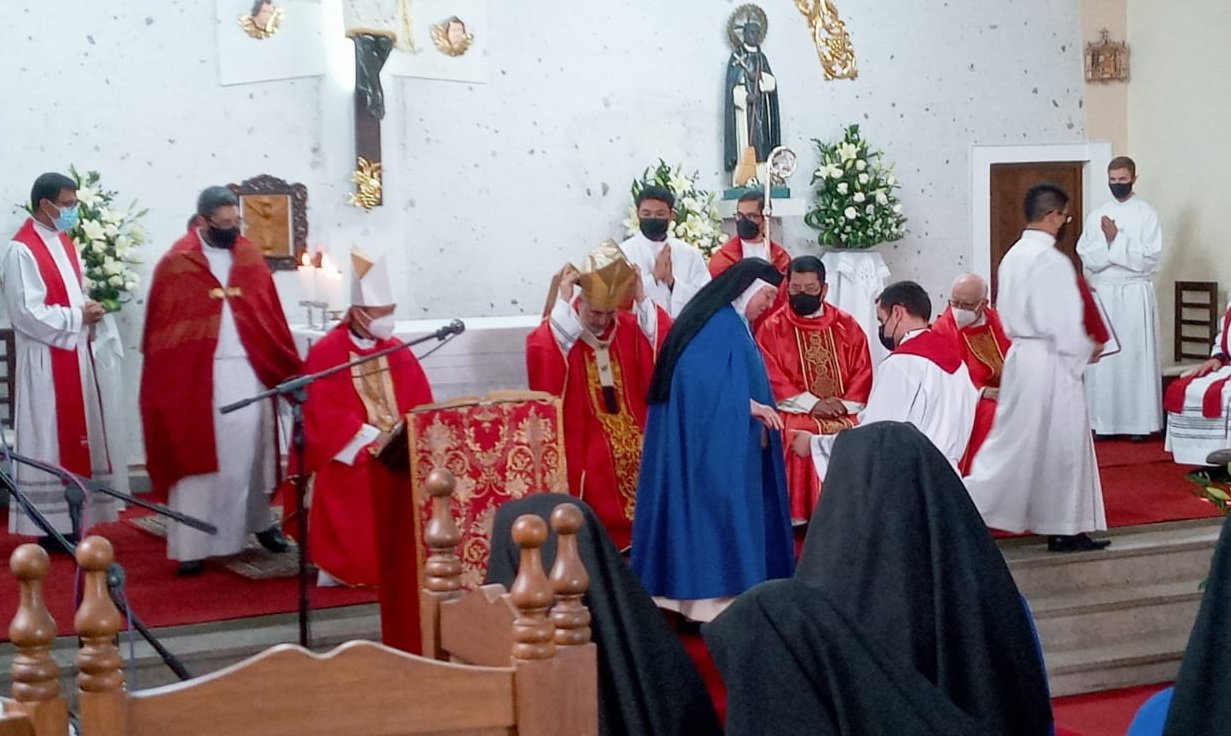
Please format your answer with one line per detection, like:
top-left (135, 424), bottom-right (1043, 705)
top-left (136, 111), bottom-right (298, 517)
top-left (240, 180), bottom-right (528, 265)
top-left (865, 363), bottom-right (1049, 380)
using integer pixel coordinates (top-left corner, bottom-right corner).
top-left (1085, 29), bottom-right (1129, 82)
top-left (227, 174), bottom-right (308, 271)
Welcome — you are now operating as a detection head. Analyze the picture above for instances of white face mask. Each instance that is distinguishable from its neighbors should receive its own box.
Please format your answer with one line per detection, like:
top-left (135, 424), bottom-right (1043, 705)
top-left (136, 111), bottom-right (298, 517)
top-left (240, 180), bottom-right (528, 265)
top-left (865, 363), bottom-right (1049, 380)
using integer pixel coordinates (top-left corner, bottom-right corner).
top-left (366, 314), bottom-right (396, 340)
top-left (952, 308), bottom-right (979, 329)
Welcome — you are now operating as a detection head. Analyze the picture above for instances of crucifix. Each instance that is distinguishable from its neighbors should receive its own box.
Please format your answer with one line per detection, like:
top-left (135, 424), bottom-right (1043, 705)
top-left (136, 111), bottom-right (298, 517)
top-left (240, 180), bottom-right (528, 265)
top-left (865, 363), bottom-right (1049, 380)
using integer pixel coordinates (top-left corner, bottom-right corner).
top-left (343, 1), bottom-right (418, 211)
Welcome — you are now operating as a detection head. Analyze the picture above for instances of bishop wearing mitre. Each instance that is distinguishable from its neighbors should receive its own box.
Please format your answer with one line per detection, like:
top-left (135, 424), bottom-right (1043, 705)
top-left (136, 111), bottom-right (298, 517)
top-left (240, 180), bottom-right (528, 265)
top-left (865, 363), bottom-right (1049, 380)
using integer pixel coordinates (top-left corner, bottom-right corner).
top-left (300, 248), bottom-right (433, 652)
top-left (932, 274), bottom-right (1012, 475)
top-left (525, 241), bottom-right (671, 549)
top-left (755, 255), bottom-right (872, 522)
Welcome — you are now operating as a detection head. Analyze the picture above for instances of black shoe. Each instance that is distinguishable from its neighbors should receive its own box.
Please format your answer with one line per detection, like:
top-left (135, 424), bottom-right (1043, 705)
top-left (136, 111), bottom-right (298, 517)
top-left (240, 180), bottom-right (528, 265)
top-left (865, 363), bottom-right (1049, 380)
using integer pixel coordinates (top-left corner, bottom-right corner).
top-left (1130, 434), bottom-right (1150, 443)
top-left (177, 560), bottom-right (205, 576)
top-left (36, 533), bottom-right (78, 555)
top-left (1047, 533), bottom-right (1112, 553)
top-left (256, 526), bottom-right (290, 553)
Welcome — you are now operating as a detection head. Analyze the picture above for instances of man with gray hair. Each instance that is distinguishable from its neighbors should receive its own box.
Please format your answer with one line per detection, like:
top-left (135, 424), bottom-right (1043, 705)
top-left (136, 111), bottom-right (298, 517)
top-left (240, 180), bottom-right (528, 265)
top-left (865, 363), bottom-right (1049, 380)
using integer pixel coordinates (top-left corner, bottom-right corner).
top-left (140, 186), bottom-right (302, 575)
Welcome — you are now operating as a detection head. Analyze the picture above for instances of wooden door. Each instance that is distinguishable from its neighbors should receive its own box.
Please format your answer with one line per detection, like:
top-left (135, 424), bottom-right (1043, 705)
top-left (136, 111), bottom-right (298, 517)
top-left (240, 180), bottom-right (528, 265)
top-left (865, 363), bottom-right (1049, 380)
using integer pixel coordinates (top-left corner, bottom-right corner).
top-left (988, 161), bottom-right (1085, 301)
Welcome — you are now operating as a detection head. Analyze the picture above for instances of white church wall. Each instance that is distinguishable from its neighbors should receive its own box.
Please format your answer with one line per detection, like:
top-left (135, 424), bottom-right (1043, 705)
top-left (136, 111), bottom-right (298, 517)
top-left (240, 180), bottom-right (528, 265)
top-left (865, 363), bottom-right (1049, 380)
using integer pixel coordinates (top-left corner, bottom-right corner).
top-left (1127, 0), bottom-right (1231, 368)
top-left (0, 0), bottom-right (1086, 465)
top-left (1081, 0), bottom-right (1128, 155)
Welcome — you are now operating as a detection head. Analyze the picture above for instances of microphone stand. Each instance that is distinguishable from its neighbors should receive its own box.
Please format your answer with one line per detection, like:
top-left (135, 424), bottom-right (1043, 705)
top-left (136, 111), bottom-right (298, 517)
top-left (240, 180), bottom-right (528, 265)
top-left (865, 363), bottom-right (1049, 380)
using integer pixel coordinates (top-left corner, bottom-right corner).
top-left (0, 445), bottom-right (214, 682)
top-left (219, 319), bottom-right (464, 648)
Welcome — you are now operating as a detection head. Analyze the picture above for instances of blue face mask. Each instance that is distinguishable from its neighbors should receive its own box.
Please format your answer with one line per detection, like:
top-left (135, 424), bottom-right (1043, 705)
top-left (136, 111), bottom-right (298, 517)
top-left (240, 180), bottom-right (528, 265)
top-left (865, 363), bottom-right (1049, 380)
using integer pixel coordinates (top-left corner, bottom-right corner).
top-left (51, 203), bottom-right (79, 233)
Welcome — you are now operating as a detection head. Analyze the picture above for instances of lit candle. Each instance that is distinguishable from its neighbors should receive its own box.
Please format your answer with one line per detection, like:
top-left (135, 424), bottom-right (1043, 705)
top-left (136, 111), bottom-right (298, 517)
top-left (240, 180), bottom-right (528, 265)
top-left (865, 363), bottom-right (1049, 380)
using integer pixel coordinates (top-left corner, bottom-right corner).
top-left (296, 252), bottom-right (317, 303)
top-left (318, 253), bottom-right (345, 311)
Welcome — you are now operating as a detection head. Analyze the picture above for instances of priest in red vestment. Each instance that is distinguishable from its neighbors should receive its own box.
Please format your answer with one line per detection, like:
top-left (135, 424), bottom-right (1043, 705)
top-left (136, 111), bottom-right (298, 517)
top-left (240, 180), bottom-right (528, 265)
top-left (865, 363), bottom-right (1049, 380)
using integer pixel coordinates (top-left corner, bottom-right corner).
top-left (140, 186), bottom-right (302, 575)
top-left (300, 249), bottom-right (433, 652)
top-left (756, 255), bottom-right (872, 523)
top-left (709, 190), bottom-right (791, 330)
top-left (933, 274), bottom-right (1012, 475)
top-left (525, 240), bottom-right (670, 549)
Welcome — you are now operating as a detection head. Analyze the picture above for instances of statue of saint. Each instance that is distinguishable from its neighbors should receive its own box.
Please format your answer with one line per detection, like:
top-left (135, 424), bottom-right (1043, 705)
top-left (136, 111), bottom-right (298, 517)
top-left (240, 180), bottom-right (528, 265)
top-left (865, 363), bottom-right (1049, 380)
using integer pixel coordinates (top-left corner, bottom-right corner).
top-left (723, 6), bottom-right (781, 188)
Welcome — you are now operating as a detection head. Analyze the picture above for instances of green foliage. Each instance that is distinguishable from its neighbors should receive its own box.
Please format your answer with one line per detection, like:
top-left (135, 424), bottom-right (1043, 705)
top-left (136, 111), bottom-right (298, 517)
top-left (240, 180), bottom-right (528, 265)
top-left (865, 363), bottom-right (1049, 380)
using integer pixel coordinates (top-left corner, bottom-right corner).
top-left (804, 124), bottom-right (907, 249)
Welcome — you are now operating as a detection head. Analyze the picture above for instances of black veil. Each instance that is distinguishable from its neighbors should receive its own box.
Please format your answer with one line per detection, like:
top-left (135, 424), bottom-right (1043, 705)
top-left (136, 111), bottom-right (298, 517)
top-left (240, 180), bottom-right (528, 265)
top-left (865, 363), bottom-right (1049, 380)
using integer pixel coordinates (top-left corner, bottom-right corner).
top-left (646, 258), bottom-right (781, 403)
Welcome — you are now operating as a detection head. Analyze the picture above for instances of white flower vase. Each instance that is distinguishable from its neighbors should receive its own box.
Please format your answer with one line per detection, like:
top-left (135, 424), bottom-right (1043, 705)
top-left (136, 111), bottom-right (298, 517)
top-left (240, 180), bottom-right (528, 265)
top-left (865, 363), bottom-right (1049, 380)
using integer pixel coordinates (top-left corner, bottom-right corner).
top-left (819, 249), bottom-right (892, 370)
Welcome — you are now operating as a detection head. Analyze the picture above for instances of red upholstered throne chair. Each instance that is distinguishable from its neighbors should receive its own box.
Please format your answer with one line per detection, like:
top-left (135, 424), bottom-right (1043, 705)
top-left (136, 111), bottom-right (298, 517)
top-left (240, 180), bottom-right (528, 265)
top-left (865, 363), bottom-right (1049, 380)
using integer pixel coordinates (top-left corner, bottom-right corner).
top-left (408, 391), bottom-right (568, 589)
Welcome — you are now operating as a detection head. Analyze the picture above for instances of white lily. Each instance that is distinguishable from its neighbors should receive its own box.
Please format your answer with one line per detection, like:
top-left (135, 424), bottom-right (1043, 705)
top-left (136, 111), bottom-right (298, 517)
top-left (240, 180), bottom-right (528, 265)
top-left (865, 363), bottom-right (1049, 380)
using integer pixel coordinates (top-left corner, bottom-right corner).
top-left (76, 187), bottom-right (99, 206)
top-left (81, 220), bottom-right (107, 242)
top-left (844, 207), bottom-right (858, 220)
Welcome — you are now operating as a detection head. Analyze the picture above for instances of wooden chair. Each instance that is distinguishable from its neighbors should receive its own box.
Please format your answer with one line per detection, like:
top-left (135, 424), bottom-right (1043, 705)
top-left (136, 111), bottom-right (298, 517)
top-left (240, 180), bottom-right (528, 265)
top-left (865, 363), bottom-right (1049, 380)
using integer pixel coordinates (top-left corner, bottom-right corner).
top-left (44, 469), bottom-right (595, 736)
top-left (0, 328), bottom-right (15, 437)
top-left (1175, 281), bottom-right (1220, 362)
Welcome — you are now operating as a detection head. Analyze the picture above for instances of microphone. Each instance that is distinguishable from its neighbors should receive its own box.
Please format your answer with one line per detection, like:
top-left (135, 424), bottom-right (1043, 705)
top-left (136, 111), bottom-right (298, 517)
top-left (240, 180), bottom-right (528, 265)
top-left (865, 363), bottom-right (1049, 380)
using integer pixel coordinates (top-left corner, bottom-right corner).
top-left (433, 319), bottom-right (466, 340)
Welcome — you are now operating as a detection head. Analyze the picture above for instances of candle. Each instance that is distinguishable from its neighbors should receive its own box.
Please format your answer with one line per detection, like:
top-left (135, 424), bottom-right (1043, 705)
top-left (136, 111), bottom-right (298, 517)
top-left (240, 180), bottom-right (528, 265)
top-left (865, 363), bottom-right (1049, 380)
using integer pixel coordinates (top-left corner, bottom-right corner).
top-left (296, 252), bottom-right (317, 303)
top-left (318, 253), bottom-right (345, 311)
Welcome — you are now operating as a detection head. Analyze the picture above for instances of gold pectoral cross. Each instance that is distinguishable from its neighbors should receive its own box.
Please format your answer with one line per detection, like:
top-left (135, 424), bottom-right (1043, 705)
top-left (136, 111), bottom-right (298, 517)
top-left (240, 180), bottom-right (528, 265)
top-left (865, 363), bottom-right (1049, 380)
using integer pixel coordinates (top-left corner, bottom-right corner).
top-left (209, 286), bottom-right (244, 300)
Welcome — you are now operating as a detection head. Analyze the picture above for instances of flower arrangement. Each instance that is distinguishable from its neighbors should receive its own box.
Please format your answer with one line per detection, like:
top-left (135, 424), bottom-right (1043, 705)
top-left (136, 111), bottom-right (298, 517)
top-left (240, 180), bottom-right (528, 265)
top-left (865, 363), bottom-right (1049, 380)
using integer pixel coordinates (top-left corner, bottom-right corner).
top-left (1188, 469), bottom-right (1231, 514)
top-left (55, 167), bottom-right (147, 313)
top-left (804, 124), bottom-right (907, 250)
top-left (624, 160), bottom-right (725, 259)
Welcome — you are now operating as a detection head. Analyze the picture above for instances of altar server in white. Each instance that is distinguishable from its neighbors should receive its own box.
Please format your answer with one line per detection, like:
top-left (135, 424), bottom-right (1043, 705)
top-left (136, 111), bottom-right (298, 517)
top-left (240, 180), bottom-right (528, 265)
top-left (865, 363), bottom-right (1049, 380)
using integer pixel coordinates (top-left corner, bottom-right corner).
top-left (619, 185), bottom-right (711, 318)
top-left (966, 184), bottom-right (1109, 553)
top-left (1164, 300), bottom-right (1231, 465)
top-left (1, 172), bottom-right (117, 545)
top-left (1078, 156), bottom-right (1163, 438)
top-left (791, 280), bottom-right (978, 479)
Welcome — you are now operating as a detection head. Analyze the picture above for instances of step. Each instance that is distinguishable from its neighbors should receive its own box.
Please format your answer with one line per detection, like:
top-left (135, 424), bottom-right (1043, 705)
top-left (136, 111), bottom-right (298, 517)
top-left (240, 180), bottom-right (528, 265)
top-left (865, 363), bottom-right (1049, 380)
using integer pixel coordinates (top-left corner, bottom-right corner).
top-left (0, 603), bottom-right (381, 695)
top-left (1045, 631), bottom-right (1190, 697)
top-left (1002, 520), bottom-right (1221, 599)
top-left (1032, 587), bottom-right (1201, 653)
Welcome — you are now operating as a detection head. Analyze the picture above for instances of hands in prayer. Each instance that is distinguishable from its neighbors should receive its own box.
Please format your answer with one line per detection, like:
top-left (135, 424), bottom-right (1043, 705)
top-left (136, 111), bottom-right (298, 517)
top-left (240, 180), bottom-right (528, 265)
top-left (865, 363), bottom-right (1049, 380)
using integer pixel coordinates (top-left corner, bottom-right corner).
top-left (788, 429), bottom-right (813, 458)
top-left (810, 397), bottom-right (847, 419)
top-left (1100, 215), bottom-right (1118, 243)
top-left (82, 300), bottom-right (106, 326)
top-left (652, 245), bottom-right (674, 289)
top-left (750, 399), bottom-right (783, 431)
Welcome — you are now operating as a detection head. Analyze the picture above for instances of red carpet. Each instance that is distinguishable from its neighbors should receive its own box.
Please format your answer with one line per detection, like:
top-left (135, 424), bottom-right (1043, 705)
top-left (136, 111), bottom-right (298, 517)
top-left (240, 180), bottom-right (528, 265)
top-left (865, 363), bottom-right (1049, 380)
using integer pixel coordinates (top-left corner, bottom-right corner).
top-left (0, 508), bottom-right (375, 639)
top-left (1052, 683), bottom-right (1171, 735)
top-left (1096, 437), bottom-right (1222, 527)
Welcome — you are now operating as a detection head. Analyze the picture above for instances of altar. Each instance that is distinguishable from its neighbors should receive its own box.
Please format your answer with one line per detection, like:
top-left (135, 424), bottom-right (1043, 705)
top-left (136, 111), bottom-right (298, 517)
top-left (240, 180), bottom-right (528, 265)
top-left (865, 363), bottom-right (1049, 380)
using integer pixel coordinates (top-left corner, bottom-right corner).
top-left (290, 315), bottom-right (542, 402)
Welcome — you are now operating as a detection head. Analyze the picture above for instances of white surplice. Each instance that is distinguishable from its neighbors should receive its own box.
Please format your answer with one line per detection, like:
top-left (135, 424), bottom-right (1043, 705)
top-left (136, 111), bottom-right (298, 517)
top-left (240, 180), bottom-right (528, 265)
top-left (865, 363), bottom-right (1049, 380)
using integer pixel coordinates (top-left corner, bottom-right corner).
top-left (808, 329), bottom-right (978, 479)
top-left (1165, 299), bottom-right (1231, 465)
top-left (165, 241), bottom-right (276, 561)
top-left (1078, 195), bottom-right (1163, 435)
top-left (618, 233), bottom-right (711, 318)
top-left (1, 222), bottom-right (120, 535)
top-left (965, 230), bottom-right (1106, 535)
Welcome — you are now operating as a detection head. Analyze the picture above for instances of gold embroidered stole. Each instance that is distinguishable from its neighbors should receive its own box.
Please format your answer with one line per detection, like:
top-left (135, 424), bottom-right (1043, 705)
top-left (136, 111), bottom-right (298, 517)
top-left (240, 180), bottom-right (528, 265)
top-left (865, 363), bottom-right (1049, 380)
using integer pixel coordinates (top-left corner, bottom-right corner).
top-left (350, 353), bottom-right (400, 432)
top-left (962, 328), bottom-right (1006, 387)
top-left (794, 324), bottom-right (846, 399)
top-left (580, 327), bottom-right (641, 521)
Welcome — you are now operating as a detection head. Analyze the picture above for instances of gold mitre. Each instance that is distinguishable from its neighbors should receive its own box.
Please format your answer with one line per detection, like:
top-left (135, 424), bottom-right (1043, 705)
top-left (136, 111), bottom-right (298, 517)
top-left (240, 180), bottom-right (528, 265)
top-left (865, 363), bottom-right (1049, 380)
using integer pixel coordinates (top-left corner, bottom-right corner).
top-left (577, 240), bottom-right (636, 309)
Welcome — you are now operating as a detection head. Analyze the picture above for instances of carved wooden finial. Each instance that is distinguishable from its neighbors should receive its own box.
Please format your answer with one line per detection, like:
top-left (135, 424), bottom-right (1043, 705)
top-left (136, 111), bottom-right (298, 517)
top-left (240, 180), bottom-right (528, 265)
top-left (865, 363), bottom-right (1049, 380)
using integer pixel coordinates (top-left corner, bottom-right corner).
top-left (9, 544), bottom-right (59, 703)
top-left (423, 468), bottom-right (462, 593)
top-left (509, 514), bottom-right (555, 661)
top-left (73, 536), bottom-right (124, 695)
top-left (548, 504), bottom-right (591, 646)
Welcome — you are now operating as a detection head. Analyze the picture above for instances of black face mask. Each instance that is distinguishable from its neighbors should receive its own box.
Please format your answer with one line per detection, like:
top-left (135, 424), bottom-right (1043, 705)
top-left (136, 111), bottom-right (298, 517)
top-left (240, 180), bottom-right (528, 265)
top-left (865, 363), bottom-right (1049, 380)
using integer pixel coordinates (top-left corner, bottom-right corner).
top-left (878, 319), bottom-right (897, 351)
top-left (207, 225), bottom-right (240, 249)
top-left (790, 292), bottom-right (821, 317)
top-left (1109, 182), bottom-right (1133, 199)
top-left (736, 217), bottom-right (761, 240)
top-left (639, 217), bottom-right (670, 240)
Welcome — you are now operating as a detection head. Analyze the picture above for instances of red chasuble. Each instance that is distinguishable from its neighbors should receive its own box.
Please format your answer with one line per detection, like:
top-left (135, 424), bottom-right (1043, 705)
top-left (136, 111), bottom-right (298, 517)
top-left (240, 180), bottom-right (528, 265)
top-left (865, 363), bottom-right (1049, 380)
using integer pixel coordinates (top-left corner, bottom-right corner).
top-left (139, 232), bottom-right (302, 500)
top-left (524, 305), bottom-right (670, 549)
top-left (12, 219), bottom-right (91, 475)
top-left (301, 323), bottom-right (433, 653)
top-left (709, 235), bottom-right (791, 330)
top-left (934, 306), bottom-right (1012, 475)
top-left (755, 302), bottom-right (872, 522)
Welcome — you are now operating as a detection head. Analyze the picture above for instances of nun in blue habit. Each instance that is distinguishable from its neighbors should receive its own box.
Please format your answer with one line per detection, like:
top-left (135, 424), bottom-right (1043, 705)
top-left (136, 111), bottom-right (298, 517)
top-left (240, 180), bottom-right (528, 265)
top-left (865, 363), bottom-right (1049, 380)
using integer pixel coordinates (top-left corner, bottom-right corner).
top-left (630, 258), bottom-right (794, 622)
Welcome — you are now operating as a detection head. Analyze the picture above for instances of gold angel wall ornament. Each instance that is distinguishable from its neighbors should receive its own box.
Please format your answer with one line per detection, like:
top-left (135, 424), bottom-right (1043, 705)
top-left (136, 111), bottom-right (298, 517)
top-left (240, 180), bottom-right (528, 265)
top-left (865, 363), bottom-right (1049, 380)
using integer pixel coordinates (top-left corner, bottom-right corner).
top-left (347, 157), bottom-right (383, 212)
top-left (238, 0), bottom-right (284, 40)
top-left (431, 16), bottom-right (474, 56)
top-left (794, 0), bottom-right (858, 80)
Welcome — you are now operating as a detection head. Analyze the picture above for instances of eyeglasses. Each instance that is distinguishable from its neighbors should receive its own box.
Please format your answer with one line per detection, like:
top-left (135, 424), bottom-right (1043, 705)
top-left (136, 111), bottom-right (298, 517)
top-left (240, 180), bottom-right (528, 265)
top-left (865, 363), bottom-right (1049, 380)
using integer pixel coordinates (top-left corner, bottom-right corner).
top-left (948, 298), bottom-right (984, 311)
top-left (207, 217), bottom-right (244, 229)
top-left (788, 285), bottom-right (823, 296)
top-left (736, 213), bottom-right (765, 223)
top-left (1051, 210), bottom-right (1072, 224)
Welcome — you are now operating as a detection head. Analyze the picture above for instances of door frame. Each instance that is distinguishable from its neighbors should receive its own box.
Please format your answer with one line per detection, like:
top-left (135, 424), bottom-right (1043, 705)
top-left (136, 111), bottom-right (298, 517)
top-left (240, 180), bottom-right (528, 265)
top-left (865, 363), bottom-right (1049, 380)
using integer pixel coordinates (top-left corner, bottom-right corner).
top-left (970, 141), bottom-right (1114, 283)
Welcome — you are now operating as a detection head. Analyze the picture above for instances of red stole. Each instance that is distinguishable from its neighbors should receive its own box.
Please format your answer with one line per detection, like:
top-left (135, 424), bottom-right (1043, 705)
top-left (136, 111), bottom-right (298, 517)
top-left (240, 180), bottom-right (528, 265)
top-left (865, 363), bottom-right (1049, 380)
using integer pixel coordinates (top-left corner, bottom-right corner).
top-left (1165, 306), bottom-right (1231, 418)
top-left (893, 329), bottom-right (964, 374)
top-left (12, 219), bottom-right (91, 476)
top-left (709, 236), bottom-right (791, 330)
top-left (525, 305), bottom-right (670, 549)
top-left (139, 232), bottom-right (303, 499)
top-left (1076, 275), bottom-right (1111, 345)
top-left (932, 306), bottom-right (1012, 389)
